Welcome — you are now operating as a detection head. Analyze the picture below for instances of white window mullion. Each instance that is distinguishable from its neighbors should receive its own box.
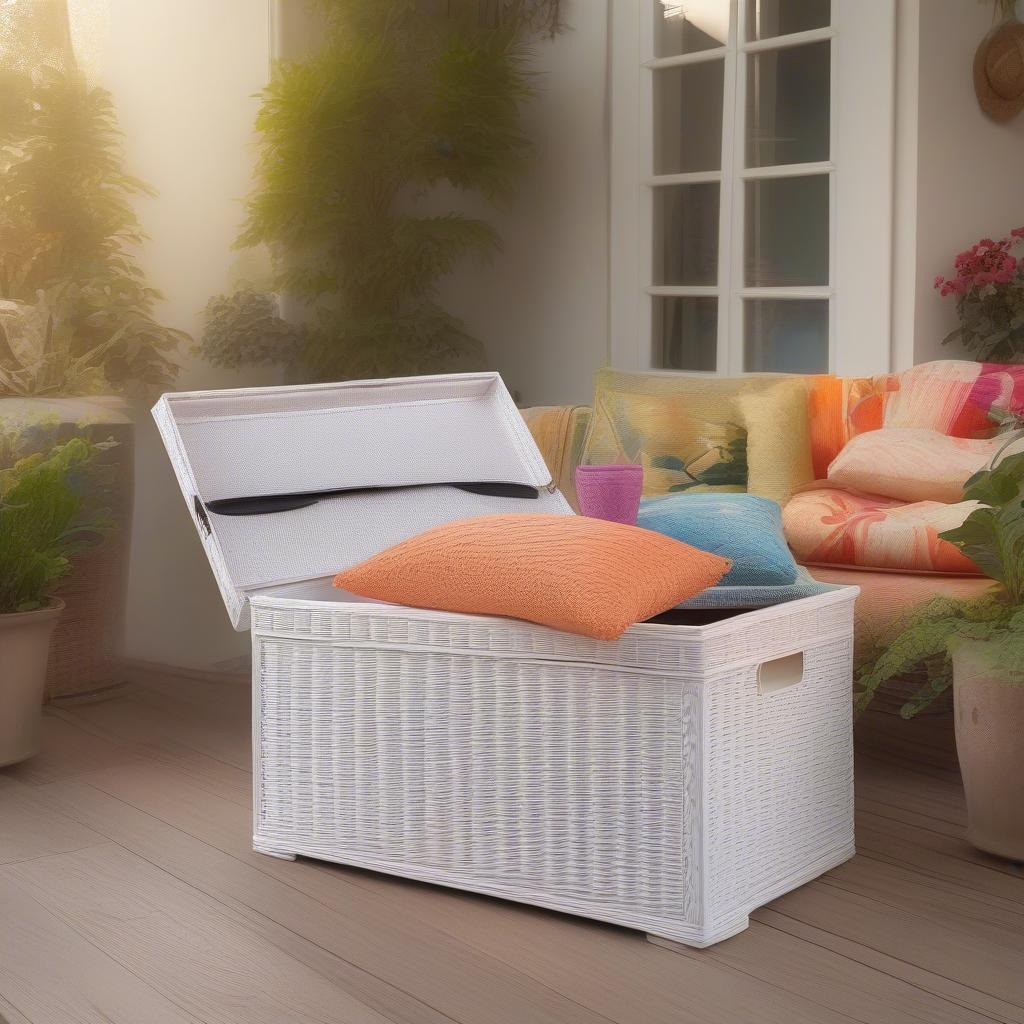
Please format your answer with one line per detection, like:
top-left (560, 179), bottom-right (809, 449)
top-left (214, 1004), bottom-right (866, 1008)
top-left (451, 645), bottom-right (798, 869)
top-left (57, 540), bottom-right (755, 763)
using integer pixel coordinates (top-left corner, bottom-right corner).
top-left (828, 26), bottom-right (838, 375)
top-left (739, 161), bottom-right (833, 180)
top-left (648, 285), bottom-right (720, 297)
top-left (637, 0), bottom-right (656, 367)
top-left (608, 0), bottom-right (646, 370)
top-left (645, 48), bottom-right (727, 70)
top-left (725, 0), bottom-right (746, 376)
top-left (644, 170), bottom-right (723, 186)
top-left (742, 25), bottom-right (833, 53)
top-left (710, 0), bottom-right (737, 377)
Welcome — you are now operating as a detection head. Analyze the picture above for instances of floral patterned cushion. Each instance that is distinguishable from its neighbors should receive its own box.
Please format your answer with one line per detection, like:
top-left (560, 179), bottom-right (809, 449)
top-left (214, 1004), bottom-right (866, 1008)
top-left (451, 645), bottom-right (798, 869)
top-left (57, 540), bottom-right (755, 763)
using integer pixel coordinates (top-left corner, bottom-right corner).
top-left (782, 487), bottom-right (982, 574)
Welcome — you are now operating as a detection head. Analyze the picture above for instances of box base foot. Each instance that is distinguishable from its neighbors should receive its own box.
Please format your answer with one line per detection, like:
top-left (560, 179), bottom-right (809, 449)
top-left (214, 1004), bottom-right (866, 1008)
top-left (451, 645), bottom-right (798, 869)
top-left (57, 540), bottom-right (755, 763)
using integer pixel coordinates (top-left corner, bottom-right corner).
top-left (253, 841), bottom-right (296, 861)
top-left (647, 916), bottom-right (749, 951)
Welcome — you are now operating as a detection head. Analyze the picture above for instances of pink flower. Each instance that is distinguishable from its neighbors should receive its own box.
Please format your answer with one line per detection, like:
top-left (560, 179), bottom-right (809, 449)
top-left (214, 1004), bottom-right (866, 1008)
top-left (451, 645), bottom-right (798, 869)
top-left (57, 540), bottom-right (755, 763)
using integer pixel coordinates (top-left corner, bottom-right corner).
top-left (934, 274), bottom-right (944, 289)
top-left (980, 238), bottom-right (996, 248)
top-left (1012, 227), bottom-right (1024, 238)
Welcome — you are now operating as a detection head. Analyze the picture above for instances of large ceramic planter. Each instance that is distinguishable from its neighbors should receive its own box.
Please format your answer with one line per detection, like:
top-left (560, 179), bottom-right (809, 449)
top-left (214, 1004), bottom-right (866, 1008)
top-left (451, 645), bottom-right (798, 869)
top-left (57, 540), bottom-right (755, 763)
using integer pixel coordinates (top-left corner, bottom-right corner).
top-left (0, 600), bottom-right (64, 767)
top-left (0, 396), bottom-right (134, 700)
top-left (953, 640), bottom-right (1024, 861)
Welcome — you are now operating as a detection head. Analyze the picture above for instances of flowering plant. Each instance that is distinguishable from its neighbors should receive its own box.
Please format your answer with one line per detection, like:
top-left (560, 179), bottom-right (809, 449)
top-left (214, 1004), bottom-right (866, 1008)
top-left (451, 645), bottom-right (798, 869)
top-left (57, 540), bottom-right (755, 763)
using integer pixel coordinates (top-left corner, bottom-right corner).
top-left (934, 227), bottom-right (1024, 363)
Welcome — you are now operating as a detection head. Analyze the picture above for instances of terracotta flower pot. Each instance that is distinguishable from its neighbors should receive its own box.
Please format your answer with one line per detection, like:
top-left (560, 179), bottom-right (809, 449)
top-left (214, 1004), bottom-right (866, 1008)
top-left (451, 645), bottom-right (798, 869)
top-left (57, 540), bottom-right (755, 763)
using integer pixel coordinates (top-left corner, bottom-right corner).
top-left (0, 600), bottom-right (64, 767)
top-left (953, 640), bottom-right (1024, 861)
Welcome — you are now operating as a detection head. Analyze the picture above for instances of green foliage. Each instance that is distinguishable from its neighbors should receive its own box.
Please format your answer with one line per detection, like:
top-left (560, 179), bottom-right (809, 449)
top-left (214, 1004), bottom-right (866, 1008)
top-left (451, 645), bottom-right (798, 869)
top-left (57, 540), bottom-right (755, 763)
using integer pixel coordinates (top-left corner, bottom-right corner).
top-left (232, 0), bottom-right (560, 380)
top-left (0, 431), bottom-right (111, 614)
top-left (943, 451), bottom-right (1024, 605)
top-left (0, 65), bottom-right (186, 394)
top-left (198, 290), bottom-right (305, 370)
top-left (941, 288), bottom-right (1024, 363)
top-left (856, 448), bottom-right (1024, 716)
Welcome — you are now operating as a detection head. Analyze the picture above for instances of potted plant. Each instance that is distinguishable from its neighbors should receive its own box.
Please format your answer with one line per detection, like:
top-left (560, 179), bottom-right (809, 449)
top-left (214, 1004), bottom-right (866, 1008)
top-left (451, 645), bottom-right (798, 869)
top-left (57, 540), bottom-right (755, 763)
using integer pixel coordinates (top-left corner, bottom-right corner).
top-left (0, 63), bottom-right (188, 698)
top-left (856, 445), bottom-right (1024, 859)
top-left (934, 226), bottom-right (1024, 362)
top-left (0, 432), bottom-right (109, 766)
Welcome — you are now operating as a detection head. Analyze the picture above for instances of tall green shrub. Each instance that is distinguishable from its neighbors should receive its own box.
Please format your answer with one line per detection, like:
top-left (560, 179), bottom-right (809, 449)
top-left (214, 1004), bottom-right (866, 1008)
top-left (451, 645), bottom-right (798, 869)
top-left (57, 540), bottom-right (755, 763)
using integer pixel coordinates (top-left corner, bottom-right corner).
top-left (232, 0), bottom-right (560, 381)
top-left (0, 62), bottom-right (186, 394)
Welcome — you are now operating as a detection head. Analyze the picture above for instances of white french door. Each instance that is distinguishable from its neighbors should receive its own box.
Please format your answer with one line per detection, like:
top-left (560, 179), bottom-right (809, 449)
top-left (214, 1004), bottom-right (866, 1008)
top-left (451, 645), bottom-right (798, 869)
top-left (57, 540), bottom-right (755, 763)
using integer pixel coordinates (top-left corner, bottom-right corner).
top-left (610, 0), bottom-right (896, 377)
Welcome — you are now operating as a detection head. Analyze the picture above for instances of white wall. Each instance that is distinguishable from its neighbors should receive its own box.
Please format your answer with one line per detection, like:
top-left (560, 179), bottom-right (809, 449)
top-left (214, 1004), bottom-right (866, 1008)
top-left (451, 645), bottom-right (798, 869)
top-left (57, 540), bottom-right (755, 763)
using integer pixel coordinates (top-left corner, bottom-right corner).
top-left (897, 0), bottom-right (1024, 367)
top-left (93, 0), bottom-right (277, 671)
top-left (435, 1), bottom-right (611, 407)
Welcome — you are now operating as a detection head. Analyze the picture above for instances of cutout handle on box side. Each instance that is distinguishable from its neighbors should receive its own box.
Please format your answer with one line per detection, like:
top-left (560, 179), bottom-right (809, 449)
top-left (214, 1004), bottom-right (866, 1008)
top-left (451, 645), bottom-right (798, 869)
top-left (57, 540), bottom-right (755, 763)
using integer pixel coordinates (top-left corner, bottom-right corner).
top-left (757, 652), bottom-right (804, 695)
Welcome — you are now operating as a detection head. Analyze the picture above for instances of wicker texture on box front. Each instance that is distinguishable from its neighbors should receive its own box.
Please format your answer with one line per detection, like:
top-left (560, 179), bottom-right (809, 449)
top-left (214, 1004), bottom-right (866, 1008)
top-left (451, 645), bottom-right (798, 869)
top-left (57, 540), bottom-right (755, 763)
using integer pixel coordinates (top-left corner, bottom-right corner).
top-left (152, 372), bottom-right (857, 948)
top-left (251, 589), bottom-right (856, 947)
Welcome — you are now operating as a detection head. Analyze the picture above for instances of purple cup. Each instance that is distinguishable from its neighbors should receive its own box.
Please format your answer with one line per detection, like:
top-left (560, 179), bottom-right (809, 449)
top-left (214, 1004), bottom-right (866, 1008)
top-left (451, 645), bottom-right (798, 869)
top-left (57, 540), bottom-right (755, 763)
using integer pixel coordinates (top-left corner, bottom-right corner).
top-left (574, 464), bottom-right (644, 526)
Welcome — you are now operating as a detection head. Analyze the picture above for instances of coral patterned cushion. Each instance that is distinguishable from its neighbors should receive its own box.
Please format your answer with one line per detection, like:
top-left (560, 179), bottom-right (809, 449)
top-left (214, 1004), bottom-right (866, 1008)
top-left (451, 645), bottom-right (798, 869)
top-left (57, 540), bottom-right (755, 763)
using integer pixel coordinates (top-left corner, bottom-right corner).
top-left (334, 513), bottom-right (732, 641)
top-left (850, 360), bottom-right (1024, 440)
top-left (828, 428), bottom-right (1000, 504)
top-left (783, 488), bottom-right (982, 574)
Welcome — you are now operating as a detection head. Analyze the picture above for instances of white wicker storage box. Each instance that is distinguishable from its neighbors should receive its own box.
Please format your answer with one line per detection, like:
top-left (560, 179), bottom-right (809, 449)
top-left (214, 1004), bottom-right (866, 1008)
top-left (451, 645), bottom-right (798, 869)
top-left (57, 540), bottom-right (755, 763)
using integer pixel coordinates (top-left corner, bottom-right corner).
top-left (154, 372), bottom-right (857, 949)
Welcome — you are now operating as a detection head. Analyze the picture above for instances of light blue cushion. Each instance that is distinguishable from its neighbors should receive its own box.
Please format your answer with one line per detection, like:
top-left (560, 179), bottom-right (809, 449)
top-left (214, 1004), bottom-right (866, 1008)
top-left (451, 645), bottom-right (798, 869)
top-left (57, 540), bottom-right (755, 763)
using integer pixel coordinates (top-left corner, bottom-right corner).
top-left (637, 492), bottom-right (798, 587)
top-left (675, 566), bottom-right (839, 610)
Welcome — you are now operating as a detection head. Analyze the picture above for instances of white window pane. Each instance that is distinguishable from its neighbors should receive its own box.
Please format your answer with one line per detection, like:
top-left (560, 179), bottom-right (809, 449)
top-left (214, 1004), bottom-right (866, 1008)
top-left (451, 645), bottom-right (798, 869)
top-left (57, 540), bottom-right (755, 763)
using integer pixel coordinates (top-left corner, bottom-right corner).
top-left (745, 175), bottom-right (828, 287)
top-left (744, 299), bottom-right (828, 372)
top-left (747, 0), bottom-right (830, 41)
top-left (654, 296), bottom-right (718, 370)
top-left (653, 61), bottom-right (724, 174)
top-left (655, 0), bottom-right (729, 57)
top-left (746, 41), bottom-right (830, 167)
top-left (653, 183), bottom-right (719, 286)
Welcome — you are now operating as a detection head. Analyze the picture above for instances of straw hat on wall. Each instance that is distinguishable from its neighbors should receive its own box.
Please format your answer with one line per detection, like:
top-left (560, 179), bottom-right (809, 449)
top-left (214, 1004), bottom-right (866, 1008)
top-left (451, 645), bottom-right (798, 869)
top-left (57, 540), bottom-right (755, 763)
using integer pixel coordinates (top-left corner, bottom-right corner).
top-left (974, 19), bottom-right (1024, 122)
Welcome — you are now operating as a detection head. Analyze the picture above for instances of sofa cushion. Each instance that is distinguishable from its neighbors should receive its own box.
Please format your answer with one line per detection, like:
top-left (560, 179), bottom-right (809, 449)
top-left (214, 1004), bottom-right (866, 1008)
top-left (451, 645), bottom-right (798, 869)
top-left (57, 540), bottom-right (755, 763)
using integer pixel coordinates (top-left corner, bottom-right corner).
top-left (333, 513), bottom-right (732, 641)
top-left (520, 405), bottom-right (591, 511)
top-left (739, 379), bottom-right (815, 506)
top-left (582, 368), bottom-right (823, 499)
top-left (828, 428), bottom-right (1000, 504)
top-left (783, 487), bottom-right (982, 574)
top-left (583, 369), bottom-right (750, 495)
top-left (807, 565), bottom-right (996, 663)
top-left (850, 360), bottom-right (1024, 440)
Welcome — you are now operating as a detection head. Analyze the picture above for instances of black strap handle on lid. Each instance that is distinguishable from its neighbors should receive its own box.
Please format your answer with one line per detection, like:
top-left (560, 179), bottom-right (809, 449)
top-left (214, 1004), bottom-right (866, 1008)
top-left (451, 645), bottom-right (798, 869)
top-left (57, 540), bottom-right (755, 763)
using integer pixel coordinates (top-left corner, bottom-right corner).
top-left (204, 481), bottom-right (540, 517)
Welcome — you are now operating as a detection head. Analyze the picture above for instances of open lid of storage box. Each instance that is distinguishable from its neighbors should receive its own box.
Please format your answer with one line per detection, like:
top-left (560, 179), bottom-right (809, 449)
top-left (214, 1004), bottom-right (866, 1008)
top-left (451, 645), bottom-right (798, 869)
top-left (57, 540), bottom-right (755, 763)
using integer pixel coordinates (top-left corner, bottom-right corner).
top-left (153, 372), bottom-right (572, 630)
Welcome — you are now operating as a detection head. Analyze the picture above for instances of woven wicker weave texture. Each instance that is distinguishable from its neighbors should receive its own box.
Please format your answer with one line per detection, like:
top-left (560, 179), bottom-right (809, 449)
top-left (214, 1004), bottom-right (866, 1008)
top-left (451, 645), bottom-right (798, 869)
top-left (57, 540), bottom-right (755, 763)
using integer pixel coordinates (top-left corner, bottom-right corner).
top-left (252, 590), bottom-right (856, 947)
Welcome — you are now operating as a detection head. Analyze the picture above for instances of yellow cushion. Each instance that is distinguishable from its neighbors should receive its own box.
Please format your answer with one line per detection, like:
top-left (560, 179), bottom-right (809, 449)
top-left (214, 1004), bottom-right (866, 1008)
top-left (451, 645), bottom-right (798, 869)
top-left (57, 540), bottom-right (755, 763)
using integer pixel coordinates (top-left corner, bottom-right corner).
top-left (334, 513), bottom-right (731, 641)
top-left (521, 405), bottom-right (591, 512)
top-left (739, 379), bottom-right (814, 507)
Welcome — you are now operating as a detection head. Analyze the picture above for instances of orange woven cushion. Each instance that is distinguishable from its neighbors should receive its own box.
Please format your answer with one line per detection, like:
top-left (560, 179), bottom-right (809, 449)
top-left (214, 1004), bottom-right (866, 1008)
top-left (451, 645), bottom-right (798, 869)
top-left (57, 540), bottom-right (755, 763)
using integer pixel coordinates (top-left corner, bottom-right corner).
top-left (333, 513), bottom-right (731, 641)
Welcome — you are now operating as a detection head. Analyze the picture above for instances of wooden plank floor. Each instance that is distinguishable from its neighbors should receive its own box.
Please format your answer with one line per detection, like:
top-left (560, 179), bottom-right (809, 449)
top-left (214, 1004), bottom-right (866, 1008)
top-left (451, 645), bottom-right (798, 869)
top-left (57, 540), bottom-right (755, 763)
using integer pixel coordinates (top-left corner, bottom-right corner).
top-left (1, 672), bottom-right (1022, 1024)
